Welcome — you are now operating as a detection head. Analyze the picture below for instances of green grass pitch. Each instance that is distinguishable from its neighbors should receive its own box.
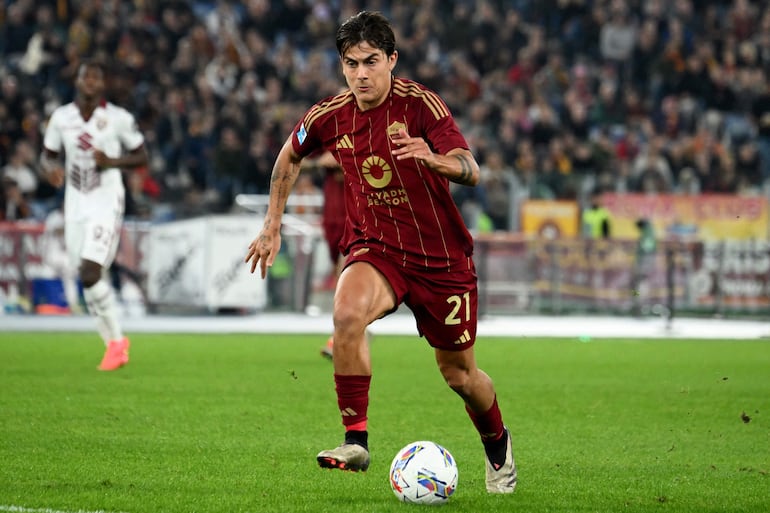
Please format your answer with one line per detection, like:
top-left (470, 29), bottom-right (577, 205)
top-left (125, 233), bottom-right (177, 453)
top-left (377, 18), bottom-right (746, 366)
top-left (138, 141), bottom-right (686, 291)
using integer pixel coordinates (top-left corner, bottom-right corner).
top-left (1, 331), bottom-right (768, 513)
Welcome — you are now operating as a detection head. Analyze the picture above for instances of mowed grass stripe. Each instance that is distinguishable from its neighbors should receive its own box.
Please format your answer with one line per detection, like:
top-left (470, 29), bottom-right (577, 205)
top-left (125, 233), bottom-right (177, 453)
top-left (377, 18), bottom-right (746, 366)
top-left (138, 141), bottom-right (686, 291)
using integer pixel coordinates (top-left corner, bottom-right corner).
top-left (0, 332), bottom-right (767, 513)
top-left (0, 504), bottom-right (129, 513)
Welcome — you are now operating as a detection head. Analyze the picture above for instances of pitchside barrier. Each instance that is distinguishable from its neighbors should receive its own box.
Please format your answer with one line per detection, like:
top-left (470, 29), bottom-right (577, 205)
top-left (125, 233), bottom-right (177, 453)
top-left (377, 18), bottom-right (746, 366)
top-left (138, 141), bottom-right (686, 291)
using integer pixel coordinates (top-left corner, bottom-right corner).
top-left (2, 211), bottom-right (769, 318)
top-left (475, 233), bottom-right (770, 318)
top-left (0, 214), bottom-right (320, 315)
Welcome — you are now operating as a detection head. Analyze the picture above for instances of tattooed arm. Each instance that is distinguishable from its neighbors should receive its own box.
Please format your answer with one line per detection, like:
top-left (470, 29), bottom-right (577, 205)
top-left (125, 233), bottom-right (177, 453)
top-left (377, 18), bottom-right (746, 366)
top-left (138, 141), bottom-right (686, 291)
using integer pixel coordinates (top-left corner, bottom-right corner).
top-left (244, 136), bottom-right (304, 278)
top-left (390, 128), bottom-right (479, 186)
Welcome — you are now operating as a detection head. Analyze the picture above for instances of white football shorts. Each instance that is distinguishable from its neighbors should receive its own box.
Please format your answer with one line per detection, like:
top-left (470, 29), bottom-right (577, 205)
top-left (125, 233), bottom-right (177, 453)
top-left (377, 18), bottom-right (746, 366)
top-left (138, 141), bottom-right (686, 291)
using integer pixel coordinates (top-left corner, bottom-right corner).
top-left (66, 214), bottom-right (122, 269)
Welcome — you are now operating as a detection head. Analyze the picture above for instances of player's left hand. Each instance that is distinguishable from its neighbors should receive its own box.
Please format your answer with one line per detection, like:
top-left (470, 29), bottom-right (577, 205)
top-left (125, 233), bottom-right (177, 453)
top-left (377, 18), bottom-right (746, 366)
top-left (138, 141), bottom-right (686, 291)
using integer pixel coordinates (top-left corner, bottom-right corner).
top-left (93, 150), bottom-right (113, 170)
top-left (391, 128), bottom-right (437, 167)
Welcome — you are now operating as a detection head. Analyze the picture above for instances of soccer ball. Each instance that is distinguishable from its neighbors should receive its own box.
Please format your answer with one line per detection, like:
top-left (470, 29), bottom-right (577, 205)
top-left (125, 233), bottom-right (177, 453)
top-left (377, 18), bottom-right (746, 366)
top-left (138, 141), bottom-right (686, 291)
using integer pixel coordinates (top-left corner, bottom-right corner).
top-left (389, 441), bottom-right (458, 505)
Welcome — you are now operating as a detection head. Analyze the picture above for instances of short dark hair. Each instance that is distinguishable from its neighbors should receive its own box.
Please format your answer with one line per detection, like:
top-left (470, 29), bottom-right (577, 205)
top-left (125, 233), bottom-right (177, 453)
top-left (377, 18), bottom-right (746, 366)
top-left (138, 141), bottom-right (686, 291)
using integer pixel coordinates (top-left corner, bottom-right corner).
top-left (78, 59), bottom-right (107, 77)
top-left (335, 11), bottom-right (396, 58)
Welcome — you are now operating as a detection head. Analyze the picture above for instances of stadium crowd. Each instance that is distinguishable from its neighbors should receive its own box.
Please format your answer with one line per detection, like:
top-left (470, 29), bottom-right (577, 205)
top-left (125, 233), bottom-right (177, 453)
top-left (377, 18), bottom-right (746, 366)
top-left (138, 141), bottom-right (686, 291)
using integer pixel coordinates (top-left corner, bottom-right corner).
top-left (2, 0), bottom-right (770, 231)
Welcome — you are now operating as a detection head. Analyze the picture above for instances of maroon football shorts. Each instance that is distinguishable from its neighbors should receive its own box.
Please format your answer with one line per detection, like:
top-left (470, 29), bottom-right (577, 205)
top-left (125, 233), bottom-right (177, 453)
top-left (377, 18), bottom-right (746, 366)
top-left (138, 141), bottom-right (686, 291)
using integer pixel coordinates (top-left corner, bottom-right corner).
top-left (345, 247), bottom-right (478, 351)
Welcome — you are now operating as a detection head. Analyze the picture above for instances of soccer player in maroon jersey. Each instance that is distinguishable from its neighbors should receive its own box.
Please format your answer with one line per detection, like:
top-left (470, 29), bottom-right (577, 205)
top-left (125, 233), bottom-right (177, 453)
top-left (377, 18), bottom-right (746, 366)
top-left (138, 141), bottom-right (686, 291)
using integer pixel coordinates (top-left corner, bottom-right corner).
top-left (245, 11), bottom-right (516, 493)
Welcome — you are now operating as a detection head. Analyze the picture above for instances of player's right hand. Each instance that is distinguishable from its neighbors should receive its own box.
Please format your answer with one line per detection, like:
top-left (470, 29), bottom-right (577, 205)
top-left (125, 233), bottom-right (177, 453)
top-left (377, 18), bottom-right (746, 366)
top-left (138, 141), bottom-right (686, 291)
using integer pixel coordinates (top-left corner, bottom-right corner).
top-left (46, 167), bottom-right (65, 188)
top-left (244, 230), bottom-right (282, 279)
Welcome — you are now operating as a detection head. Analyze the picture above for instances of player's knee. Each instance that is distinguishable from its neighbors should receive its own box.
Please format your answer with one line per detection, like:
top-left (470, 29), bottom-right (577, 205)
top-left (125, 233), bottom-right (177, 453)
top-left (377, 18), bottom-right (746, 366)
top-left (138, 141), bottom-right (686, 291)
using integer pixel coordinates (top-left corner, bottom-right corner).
top-left (441, 366), bottom-right (472, 397)
top-left (79, 263), bottom-right (102, 288)
top-left (80, 272), bottom-right (99, 288)
top-left (333, 301), bottom-right (368, 334)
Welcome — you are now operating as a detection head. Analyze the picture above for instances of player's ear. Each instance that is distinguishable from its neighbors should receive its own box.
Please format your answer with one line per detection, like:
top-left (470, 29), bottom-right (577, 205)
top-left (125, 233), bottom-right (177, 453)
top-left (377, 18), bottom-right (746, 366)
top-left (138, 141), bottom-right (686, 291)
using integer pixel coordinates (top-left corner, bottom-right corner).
top-left (389, 50), bottom-right (398, 72)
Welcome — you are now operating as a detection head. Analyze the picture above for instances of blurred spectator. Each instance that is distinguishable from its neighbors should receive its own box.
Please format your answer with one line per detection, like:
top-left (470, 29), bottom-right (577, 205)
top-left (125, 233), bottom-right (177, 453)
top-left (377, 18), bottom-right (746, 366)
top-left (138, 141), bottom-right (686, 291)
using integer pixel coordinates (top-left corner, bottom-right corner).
top-left (631, 135), bottom-right (674, 193)
top-left (752, 71), bottom-right (770, 184)
top-left (1, 0), bottom-right (770, 229)
top-left (599, 4), bottom-right (636, 80)
top-left (124, 167), bottom-right (160, 220)
top-left (590, 79), bottom-right (625, 128)
top-left (515, 139), bottom-right (554, 199)
top-left (631, 18), bottom-right (660, 97)
top-left (529, 93), bottom-right (559, 148)
top-left (211, 125), bottom-right (248, 210)
top-left (735, 141), bottom-right (763, 190)
top-left (154, 88), bottom-right (188, 185)
top-left (631, 217), bottom-right (657, 315)
top-left (728, 0), bottom-right (758, 41)
top-left (590, 128), bottom-right (622, 193)
top-left (181, 108), bottom-right (214, 193)
top-left (674, 167), bottom-right (701, 195)
top-left (543, 136), bottom-right (577, 198)
top-left (688, 123), bottom-right (730, 192)
top-left (2, 2), bottom-right (34, 65)
top-left (498, 9), bottom-right (529, 62)
top-left (1, 177), bottom-right (33, 221)
top-left (675, 53), bottom-right (711, 102)
top-left (706, 66), bottom-right (739, 113)
top-left (653, 95), bottom-right (688, 139)
top-left (242, 130), bottom-right (274, 195)
top-left (533, 50), bottom-right (570, 109)
top-left (2, 141), bottom-right (38, 198)
top-left (480, 149), bottom-right (519, 231)
top-left (1, 75), bottom-right (25, 157)
top-left (582, 188), bottom-right (611, 239)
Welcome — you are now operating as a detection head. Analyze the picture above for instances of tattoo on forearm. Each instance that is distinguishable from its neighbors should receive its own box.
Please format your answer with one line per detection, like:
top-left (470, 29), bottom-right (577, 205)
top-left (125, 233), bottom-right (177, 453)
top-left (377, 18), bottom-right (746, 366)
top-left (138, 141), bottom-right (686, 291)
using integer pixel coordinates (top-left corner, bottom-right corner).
top-left (454, 155), bottom-right (473, 184)
top-left (274, 174), bottom-right (293, 197)
top-left (269, 165), bottom-right (300, 213)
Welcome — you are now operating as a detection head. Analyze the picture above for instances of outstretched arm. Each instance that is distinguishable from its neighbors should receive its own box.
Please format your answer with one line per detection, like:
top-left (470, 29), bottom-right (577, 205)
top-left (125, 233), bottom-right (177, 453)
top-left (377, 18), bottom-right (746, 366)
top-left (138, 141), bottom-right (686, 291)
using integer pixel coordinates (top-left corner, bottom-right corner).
top-left (390, 128), bottom-right (479, 186)
top-left (244, 136), bottom-right (304, 278)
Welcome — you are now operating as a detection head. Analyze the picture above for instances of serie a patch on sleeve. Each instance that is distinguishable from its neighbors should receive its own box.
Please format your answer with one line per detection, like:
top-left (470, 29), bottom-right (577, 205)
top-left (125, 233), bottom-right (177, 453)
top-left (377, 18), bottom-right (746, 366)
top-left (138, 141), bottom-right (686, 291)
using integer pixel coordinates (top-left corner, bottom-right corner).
top-left (297, 122), bottom-right (307, 145)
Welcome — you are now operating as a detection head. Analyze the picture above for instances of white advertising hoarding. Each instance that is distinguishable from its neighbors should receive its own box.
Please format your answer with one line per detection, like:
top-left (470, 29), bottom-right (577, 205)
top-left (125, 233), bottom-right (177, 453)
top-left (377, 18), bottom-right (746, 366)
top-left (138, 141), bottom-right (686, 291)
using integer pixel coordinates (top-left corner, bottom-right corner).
top-left (147, 215), bottom-right (266, 311)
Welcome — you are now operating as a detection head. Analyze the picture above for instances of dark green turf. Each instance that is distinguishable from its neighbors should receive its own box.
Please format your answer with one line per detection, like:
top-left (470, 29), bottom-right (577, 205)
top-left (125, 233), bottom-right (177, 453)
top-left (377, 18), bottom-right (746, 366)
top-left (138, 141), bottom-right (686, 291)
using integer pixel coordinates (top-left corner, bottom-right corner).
top-left (0, 332), bottom-right (768, 512)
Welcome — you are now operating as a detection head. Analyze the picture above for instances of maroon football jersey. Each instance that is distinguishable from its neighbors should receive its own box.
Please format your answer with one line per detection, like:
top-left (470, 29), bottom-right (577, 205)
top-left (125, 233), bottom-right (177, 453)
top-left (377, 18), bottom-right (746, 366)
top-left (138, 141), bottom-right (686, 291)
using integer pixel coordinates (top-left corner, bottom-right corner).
top-left (291, 77), bottom-right (474, 271)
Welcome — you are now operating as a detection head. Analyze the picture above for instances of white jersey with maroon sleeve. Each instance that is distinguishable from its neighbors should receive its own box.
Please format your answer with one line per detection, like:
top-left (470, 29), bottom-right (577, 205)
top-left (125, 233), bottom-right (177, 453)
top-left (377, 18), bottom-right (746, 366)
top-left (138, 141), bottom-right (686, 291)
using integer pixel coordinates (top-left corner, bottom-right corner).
top-left (43, 100), bottom-right (144, 266)
top-left (43, 100), bottom-right (143, 222)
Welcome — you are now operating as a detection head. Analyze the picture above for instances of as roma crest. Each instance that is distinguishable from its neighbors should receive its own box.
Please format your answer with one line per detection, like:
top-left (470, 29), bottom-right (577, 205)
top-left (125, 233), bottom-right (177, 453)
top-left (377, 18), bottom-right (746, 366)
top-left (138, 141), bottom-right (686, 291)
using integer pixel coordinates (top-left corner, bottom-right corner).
top-left (387, 121), bottom-right (406, 139)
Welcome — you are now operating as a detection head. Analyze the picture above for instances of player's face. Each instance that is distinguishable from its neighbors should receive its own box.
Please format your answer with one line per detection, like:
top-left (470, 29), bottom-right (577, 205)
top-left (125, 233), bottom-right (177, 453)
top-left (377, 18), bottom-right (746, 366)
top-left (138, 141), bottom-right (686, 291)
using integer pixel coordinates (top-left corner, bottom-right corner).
top-left (341, 42), bottom-right (397, 111)
top-left (75, 65), bottom-right (105, 100)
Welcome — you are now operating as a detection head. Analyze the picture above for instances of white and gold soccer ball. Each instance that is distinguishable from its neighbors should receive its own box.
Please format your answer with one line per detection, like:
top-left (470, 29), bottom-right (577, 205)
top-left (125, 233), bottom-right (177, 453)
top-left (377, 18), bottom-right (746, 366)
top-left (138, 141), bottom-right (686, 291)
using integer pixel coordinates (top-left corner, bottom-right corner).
top-left (388, 441), bottom-right (458, 505)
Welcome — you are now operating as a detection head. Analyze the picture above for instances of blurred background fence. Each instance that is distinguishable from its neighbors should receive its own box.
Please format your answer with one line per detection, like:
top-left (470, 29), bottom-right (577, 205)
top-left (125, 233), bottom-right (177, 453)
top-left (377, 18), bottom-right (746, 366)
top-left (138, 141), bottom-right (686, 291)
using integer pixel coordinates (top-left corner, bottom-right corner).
top-left (3, 1), bottom-right (770, 324)
top-left (3, 192), bottom-right (768, 320)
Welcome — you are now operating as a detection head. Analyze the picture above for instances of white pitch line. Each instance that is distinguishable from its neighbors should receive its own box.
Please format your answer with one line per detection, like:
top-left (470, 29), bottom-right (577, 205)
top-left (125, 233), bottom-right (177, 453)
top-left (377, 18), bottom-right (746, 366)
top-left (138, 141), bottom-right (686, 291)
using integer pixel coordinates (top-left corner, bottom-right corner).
top-left (2, 311), bottom-right (768, 339)
top-left (0, 506), bottom-right (128, 513)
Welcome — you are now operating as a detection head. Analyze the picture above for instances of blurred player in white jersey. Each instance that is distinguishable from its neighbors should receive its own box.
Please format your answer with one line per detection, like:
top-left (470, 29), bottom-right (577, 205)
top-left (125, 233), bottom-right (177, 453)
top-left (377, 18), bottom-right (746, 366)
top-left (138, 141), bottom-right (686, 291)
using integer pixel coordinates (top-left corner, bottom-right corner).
top-left (41, 60), bottom-right (148, 371)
